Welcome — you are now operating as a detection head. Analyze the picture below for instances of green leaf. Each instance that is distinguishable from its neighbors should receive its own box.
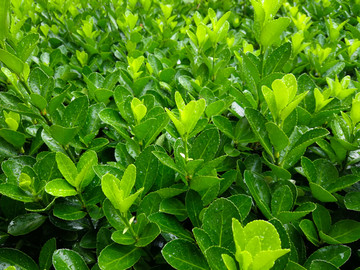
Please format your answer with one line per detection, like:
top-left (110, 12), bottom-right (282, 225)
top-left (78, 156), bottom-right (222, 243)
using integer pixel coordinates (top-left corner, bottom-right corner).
top-left (205, 246), bottom-right (233, 270)
top-left (221, 254), bottom-right (237, 270)
top-left (152, 151), bottom-right (184, 175)
top-left (235, 219), bottom-right (282, 251)
top-left (344, 192), bottom-right (360, 211)
top-left (190, 175), bottom-right (222, 192)
top-left (160, 197), bottom-right (187, 218)
top-left (135, 222), bottom-right (161, 247)
top-left (17, 33), bottom-right (39, 62)
top-left (0, 248), bottom-right (39, 270)
top-left (102, 199), bottom-right (124, 231)
top-left (326, 175), bottom-right (360, 193)
top-left (52, 249), bottom-right (89, 270)
top-left (28, 67), bottom-right (48, 96)
top-left (245, 108), bottom-right (274, 160)
top-left (212, 115), bottom-right (234, 139)
top-left (309, 260), bottom-right (339, 270)
top-left (45, 179), bottom-right (78, 197)
top-left (134, 113), bottom-right (169, 147)
top-left (111, 230), bottom-right (136, 245)
top-left (98, 244), bottom-right (141, 270)
top-left (252, 249), bottom-right (291, 270)
top-left (265, 122), bottom-right (289, 152)
top-left (63, 96), bottom-right (89, 128)
top-left (277, 202), bottom-right (316, 224)
top-left (0, 49), bottom-right (24, 75)
top-left (202, 198), bottom-right (241, 252)
top-left (8, 213), bottom-right (46, 236)
top-left (0, 0), bottom-right (10, 42)
top-left (30, 94), bottom-right (47, 110)
top-left (185, 190), bottom-right (203, 227)
top-left (264, 42), bottom-right (292, 76)
top-left (0, 129), bottom-right (26, 148)
top-left (309, 182), bottom-right (337, 203)
top-left (181, 99), bottom-right (206, 135)
top-left (312, 204), bottom-right (332, 234)
top-left (244, 170), bottom-right (272, 219)
top-left (135, 145), bottom-right (158, 195)
top-left (189, 128), bottom-right (220, 162)
top-left (326, 220), bottom-right (360, 244)
top-left (304, 245), bottom-right (351, 268)
top-left (50, 125), bottom-right (79, 146)
top-left (137, 193), bottom-right (162, 217)
top-left (119, 164), bottom-right (136, 198)
top-left (76, 150), bottom-right (97, 190)
top-left (260, 17), bottom-right (291, 48)
top-left (206, 100), bottom-right (225, 118)
top-left (162, 239), bottom-right (209, 270)
top-left (148, 213), bottom-right (193, 241)
top-left (0, 137), bottom-right (17, 158)
top-left (301, 157), bottom-right (317, 183)
top-left (281, 128), bottom-right (329, 169)
top-left (193, 228), bottom-right (213, 254)
top-left (56, 152), bottom-right (77, 188)
top-left (228, 194), bottom-right (252, 222)
top-left (99, 108), bottom-right (130, 142)
top-left (299, 219), bottom-right (320, 246)
top-left (39, 238), bottom-right (56, 270)
top-left (0, 183), bottom-right (34, 202)
top-left (53, 203), bottom-right (87, 221)
top-left (271, 185), bottom-right (293, 216)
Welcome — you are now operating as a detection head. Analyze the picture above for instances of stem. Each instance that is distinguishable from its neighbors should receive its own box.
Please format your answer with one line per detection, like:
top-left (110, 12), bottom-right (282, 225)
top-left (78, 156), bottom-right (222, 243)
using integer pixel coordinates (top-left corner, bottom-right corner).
top-left (65, 146), bottom-right (76, 163)
top-left (212, 45), bottom-right (216, 81)
top-left (183, 136), bottom-right (189, 162)
top-left (120, 213), bottom-right (138, 241)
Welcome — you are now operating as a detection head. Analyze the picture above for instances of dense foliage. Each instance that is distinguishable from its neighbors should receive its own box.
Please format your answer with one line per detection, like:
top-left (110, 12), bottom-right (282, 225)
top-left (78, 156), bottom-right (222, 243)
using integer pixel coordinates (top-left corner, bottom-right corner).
top-left (0, 0), bottom-right (360, 269)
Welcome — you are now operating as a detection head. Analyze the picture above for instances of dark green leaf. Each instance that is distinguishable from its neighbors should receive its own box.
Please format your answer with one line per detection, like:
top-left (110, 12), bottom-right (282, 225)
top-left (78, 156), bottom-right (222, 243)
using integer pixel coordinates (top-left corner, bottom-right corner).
top-left (0, 248), bottom-right (39, 270)
top-left (52, 249), bottom-right (89, 270)
top-left (202, 198), bottom-right (240, 252)
top-left (39, 238), bottom-right (57, 270)
top-left (304, 245), bottom-right (351, 268)
top-left (148, 213), bottom-right (193, 241)
top-left (162, 239), bottom-right (209, 270)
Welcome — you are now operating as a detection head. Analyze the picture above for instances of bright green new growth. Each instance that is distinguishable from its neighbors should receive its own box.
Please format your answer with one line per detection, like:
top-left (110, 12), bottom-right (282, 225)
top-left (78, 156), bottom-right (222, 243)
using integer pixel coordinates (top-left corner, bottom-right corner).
top-left (223, 219), bottom-right (290, 270)
top-left (101, 164), bottom-right (143, 214)
top-left (250, 0), bottom-right (290, 49)
top-left (166, 92), bottom-right (206, 139)
top-left (262, 74), bottom-right (308, 125)
top-left (326, 75), bottom-right (356, 100)
top-left (53, 151), bottom-right (98, 192)
top-left (351, 93), bottom-right (360, 126)
top-left (131, 97), bottom-right (147, 124)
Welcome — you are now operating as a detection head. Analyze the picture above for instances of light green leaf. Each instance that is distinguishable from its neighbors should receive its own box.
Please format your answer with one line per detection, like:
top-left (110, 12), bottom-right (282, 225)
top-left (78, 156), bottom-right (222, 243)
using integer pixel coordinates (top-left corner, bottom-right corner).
top-left (260, 17), bottom-right (291, 48)
top-left (45, 179), bottom-right (77, 197)
top-left (0, 49), bottom-right (24, 75)
top-left (56, 152), bottom-right (77, 187)
top-left (265, 122), bottom-right (289, 152)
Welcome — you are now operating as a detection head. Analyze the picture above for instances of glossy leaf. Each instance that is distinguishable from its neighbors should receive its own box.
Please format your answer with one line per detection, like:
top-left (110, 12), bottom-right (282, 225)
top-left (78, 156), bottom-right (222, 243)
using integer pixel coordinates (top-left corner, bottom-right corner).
top-left (162, 239), bottom-right (209, 270)
top-left (98, 244), bottom-right (141, 270)
top-left (52, 249), bottom-right (89, 270)
top-left (0, 248), bottom-right (38, 270)
top-left (8, 213), bottom-right (47, 236)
